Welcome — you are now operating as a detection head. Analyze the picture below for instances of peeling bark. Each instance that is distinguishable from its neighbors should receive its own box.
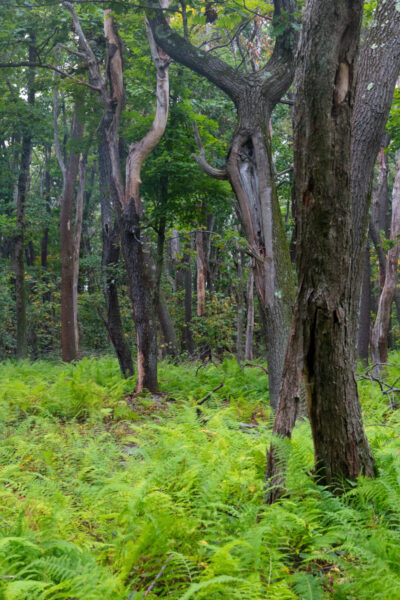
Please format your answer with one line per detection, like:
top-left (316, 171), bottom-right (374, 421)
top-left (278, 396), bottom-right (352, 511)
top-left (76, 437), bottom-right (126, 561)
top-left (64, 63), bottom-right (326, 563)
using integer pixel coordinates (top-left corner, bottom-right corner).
top-left (64, 2), bottom-right (170, 390)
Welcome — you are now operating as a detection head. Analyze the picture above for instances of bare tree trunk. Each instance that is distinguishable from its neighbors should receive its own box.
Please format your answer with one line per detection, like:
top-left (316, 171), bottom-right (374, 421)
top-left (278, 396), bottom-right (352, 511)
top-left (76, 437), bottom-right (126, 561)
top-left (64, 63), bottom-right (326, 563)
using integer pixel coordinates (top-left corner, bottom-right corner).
top-left (40, 145), bottom-right (51, 270)
top-left (195, 229), bottom-right (207, 317)
top-left (357, 243), bottom-right (371, 364)
top-left (226, 116), bottom-right (295, 407)
top-left (371, 161), bottom-right (400, 370)
top-left (98, 120), bottom-right (134, 378)
top-left (15, 35), bottom-right (35, 359)
top-left (158, 292), bottom-right (178, 357)
top-left (55, 98), bottom-right (84, 363)
top-left (371, 137), bottom-right (391, 290)
top-left (71, 154), bottom-right (87, 355)
top-left (245, 260), bottom-right (255, 361)
top-left (235, 247), bottom-right (245, 365)
top-left (267, 0), bottom-right (375, 502)
top-left (182, 236), bottom-right (194, 354)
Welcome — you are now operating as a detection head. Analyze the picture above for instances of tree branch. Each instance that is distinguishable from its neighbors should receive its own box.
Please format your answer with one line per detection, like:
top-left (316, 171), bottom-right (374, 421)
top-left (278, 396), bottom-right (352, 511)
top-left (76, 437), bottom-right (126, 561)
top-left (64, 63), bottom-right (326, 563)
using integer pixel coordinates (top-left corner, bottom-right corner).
top-left (145, 0), bottom-right (246, 102)
top-left (0, 61), bottom-right (100, 91)
top-left (191, 123), bottom-right (228, 180)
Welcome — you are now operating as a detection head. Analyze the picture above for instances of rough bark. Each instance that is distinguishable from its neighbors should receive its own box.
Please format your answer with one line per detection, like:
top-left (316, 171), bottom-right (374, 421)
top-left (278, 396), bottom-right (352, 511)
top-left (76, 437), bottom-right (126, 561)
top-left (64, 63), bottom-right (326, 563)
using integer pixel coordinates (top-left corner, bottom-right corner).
top-left (371, 161), bottom-right (400, 370)
top-left (148, 0), bottom-right (298, 407)
top-left (267, 0), bottom-right (375, 502)
top-left (15, 36), bottom-right (35, 359)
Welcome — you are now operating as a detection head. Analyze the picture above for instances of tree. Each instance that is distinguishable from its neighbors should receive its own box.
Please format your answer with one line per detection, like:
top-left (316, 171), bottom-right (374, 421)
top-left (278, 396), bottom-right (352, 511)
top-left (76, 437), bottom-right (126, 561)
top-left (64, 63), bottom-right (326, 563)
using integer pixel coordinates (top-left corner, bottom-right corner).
top-left (53, 94), bottom-right (85, 362)
top-left (267, 0), bottom-right (400, 500)
top-left (15, 33), bottom-right (35, 358)
top-left (62, 1), bottom-right (170, 391)
top-left (147, 0), bottom-right (298, 407)
top-left (371, 160), bottom-right (400, 370)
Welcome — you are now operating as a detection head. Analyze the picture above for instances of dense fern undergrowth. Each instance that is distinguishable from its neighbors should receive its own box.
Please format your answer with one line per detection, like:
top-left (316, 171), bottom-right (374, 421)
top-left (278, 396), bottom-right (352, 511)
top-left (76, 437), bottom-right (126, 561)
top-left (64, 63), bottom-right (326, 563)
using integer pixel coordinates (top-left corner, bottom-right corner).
top-left (0, 356), bottom-right (400, 599)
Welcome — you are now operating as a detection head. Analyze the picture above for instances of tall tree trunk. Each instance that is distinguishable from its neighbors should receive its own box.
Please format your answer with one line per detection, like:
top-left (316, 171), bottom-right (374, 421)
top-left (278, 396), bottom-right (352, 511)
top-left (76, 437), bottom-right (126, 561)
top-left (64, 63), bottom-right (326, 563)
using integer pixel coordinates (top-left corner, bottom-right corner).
top-left (267, 0), bottom-right (375, 501)
top-left (71, 154), bottom-right (87, 356)
top-left (235, 247), bottom-right (245, 365)
top-left (371, 161), bottom-right (400, 370)
top-left (349, 0), bottom-right (400, 351)
top-left (15, 36), bottom-right (35, 358)
top-left (55, 98), bottom-right (84, 362)
top-left (357, 243), bottom-right (371, 364)
top-left (41, 144), bottom-right (51, 270)
top-left (158, 292), bottom-right (178, 357)
top-left (99, 118), bottom-right (134, 379)
top-left (182, 236), bottom-right (194, 354)
top-left (226, 109), bottom-right (295, 407)
top-left (195, 228), bottom-right (207, 317)
top-left (245, 260), bottom-right (255, 361)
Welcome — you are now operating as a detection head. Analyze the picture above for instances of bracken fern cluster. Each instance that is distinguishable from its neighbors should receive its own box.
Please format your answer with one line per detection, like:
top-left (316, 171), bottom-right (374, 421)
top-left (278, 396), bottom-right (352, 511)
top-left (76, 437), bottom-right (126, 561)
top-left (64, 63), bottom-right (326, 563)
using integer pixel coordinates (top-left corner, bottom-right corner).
top-left (0, 357), bottom-right (400, 598)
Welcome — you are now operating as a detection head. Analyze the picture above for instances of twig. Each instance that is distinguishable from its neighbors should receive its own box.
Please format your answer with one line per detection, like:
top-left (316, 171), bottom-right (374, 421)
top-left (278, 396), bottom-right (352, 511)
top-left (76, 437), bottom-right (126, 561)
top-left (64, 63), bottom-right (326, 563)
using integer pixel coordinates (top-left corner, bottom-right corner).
top-left (143, 554), bottom-right (173, 597)
top-left (197, 382), bottom-right (224, 406)
top-left (244, 363), bottom-right (268, 375)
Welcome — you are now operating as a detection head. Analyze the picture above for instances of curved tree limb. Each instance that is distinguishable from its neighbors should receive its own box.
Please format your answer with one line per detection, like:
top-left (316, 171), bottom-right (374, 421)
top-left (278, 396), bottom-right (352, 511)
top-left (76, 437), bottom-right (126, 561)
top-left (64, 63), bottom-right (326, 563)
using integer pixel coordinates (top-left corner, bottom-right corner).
top-left (191, 123), bottom-right (228, 180)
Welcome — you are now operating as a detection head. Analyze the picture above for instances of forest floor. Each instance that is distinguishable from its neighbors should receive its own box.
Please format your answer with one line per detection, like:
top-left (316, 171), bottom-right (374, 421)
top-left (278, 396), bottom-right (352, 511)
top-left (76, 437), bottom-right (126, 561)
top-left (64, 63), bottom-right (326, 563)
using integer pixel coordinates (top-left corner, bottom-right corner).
top-left (0, 355), bottom-right (400, 599)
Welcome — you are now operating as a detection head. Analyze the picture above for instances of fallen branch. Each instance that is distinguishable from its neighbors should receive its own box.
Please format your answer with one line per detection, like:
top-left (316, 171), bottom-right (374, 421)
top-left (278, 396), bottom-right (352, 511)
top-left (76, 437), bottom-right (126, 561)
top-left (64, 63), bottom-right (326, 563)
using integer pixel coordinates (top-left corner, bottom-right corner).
top-left (244, 363), bottom-right (268, 375)
top-left (197, 382), bottom-right (224, 406)
top-left (143, 554), bottom-right (173, 597)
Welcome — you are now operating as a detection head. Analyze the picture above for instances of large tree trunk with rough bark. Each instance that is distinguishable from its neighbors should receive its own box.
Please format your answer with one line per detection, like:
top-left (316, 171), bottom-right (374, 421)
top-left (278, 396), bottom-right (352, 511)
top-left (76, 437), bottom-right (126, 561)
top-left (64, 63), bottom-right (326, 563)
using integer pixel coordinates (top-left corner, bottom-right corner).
top-left (266, 0), bottom-right (400, 503)
top-left (15, 36), bottom-right (35, 359)
top-left (371, 161), bottom-right (400, 370)
top-left (267, 0), bottom-right (375, 501)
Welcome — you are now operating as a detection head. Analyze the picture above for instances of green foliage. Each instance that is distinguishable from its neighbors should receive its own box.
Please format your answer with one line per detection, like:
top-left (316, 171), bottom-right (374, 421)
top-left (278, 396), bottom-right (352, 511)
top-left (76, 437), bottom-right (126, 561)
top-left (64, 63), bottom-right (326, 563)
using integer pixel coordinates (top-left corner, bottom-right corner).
top-left (1, 356), bottom-right (400, 598)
